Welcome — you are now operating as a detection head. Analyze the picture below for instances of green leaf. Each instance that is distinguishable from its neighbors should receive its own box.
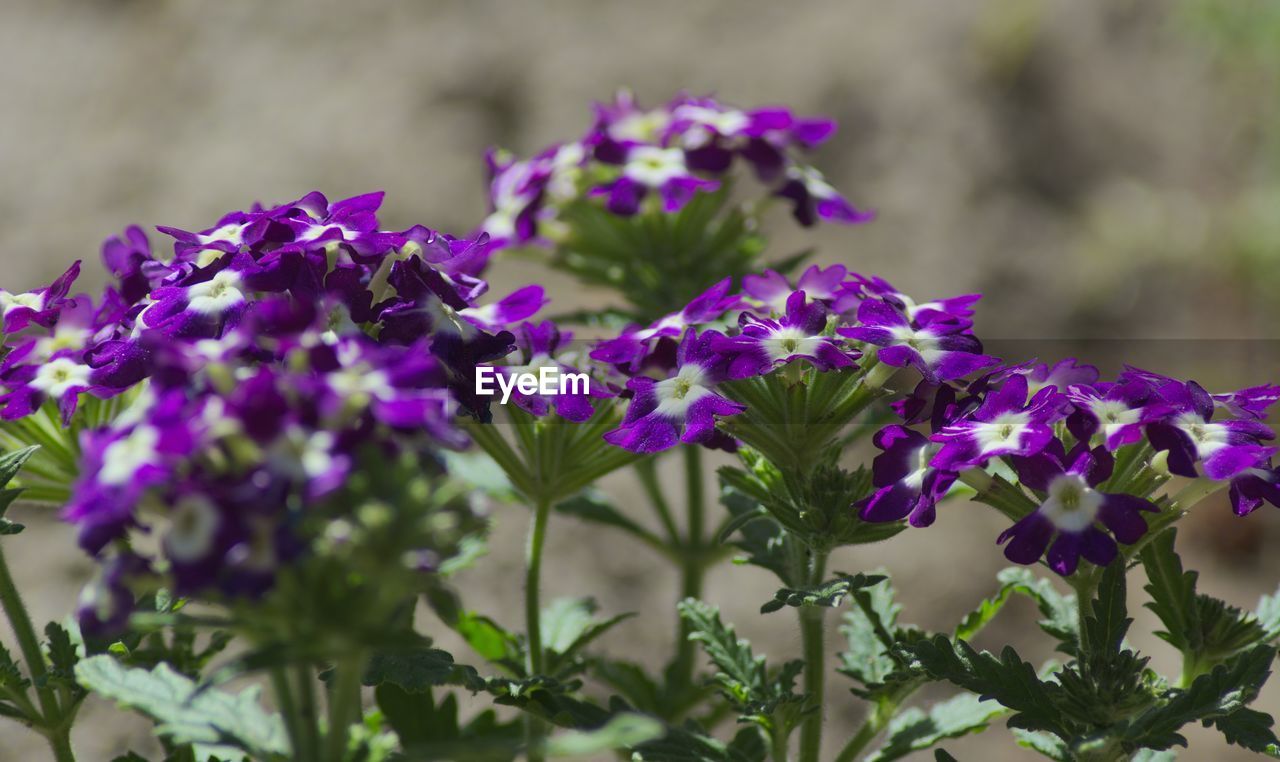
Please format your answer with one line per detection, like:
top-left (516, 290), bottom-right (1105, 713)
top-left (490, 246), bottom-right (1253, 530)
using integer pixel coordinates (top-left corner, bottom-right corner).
top-left (678, 599), bottom-right (806, 731)
top-left (40, 621), bottom-right (83, 693)
top-left (934, 751), bottom-right (959, 762)
top-left (839, 575), bottom-right (924, 699)
top-left (1208, 707), bottom-right (1280, 756)
top-left (555, 490), bottom-right (660, 547)
top-left (362, 647), bottom-right (486, 694)
top-left (540, 598), bottom-right (634, 678)
top-left (0, 446), bottom-right (38, 488)
top-left (718, 482), bottom-right (795, 585)
top-left (1124, 644), bottom-right (1276, 750)
top-left (865, 692), bottom-right (1007, 762)
top-left (543, 713), bottom-right (664, 757)
top-left (1256, 583), bottom-right (1280, 641)
top-left (76, 655), bottom-right (288, 758)
top-left (1082, 560), bottom-right (1131, 658)
top-left (1012, 729), bottom-right (1071, 761)
top-left (1140, 529), bottom-right (1202, 654)
top-left (897, 635), bottom-right (1073, 739)
top-left (632, 725), bottom-right (766, 762)
top-left (954, 568), bottom-right (1076, 647)
top-left (760, 573), bottom-right (887, 614)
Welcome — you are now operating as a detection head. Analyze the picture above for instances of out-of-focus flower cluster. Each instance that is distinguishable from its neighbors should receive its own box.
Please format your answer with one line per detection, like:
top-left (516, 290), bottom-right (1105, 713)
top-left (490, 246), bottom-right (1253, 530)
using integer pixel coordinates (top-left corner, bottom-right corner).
top-left (479, 91), bottom-right (873, 250)
top-left (0, 191), bottom-right (584, 632)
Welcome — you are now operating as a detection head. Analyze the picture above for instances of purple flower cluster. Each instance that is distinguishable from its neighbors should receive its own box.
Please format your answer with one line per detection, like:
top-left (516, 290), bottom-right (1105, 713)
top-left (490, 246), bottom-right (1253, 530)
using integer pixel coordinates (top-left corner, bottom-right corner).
top-left (597, 266), bottom-right (983, 454)
top-left (861, 360), bottom-right (1280, 575)
top-left (479, 91), bottom-right (872, 249)
top-left (0, 191), bottom-right (573, 631)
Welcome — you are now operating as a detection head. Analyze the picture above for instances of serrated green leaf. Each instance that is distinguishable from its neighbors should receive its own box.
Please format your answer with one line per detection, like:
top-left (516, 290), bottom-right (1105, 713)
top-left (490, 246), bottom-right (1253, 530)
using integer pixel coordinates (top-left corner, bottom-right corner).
top-left (632, 725), bottom-right (766, 762)
top-left (839, 575), bottom-right (925, 699)
top-left (76, 655), bottom-right (287, 758)
top-left (1208, 707), bottom-right (1280, 756)
top-left (719, 482), bottom-right (795, 585)
top-left (1083, 560), bottom-right (1131, 658)
top-left (1257, 584), bottom-right (1280, 641)
top-left (955, 568), bottom-right (1075, 646)
top-left (1013, 729), bottom-right (1071, 761)
top-left (544, 713), bottom-right (664, 757)
top-left (1140, 529), bottom-right (1201, 654)
top-left (866, 692), bottom-right (1007, 762)
top-left (362, 647), bottom-right (486, 694)
top-left (678, 598), bottom-right (806, 731)
top-left (761, 573), bottom-right (887, 614)
top-left (540, 598), bottom-right (634, 679)
top-left (897, 636), bottom-right (1073, 739)
top-left (1124, 644), bottom-right (1276, 751)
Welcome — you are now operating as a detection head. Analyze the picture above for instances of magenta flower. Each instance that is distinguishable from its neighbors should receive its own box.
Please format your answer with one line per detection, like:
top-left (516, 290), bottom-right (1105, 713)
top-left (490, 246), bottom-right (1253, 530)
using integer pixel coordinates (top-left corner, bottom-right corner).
top-left (716, 290), bottom-right (859, 379)
top-left (604, 330), bottom-right (744, 453)
top-left (838, 298), bottom-right (998, 383)
top-left (931, 374), bottom-right (1068, 470)
top-left (999, 442), bottom-right (1157, 576)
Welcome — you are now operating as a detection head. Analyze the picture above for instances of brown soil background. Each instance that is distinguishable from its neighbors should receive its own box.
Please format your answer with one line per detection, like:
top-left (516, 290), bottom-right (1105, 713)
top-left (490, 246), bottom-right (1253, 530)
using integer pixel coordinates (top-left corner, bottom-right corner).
top-left (4, 1), bottom-right (1280, 760)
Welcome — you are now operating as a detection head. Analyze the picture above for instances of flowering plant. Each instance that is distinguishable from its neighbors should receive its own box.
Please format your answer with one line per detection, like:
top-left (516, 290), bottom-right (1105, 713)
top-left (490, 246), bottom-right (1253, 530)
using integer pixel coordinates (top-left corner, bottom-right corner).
top-left (1, 91), bottom-right (1278, 762)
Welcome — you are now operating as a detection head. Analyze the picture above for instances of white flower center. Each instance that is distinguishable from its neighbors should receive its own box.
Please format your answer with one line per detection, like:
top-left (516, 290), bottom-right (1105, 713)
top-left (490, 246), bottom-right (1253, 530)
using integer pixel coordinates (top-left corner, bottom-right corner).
top-left (653, 364), bottom-right (713, 418)
top-left (35, 325), bottom-right (92, 359)
top-left (1174, 411), bottom-right (1229, 458)
top-left (164, 495), bottom-right (220, 562)
top-left (99, 427), bottom-right (159, 486)
top-left (903, 443), bottom-right (940, 490)
top-left (609, 110), bottom-right (670, 143)
top-left (624, 146), bottom-right (687, 187)
top-left (972, 412), bottom-right (1031, 455)
top-left (30, 357), bottom-right (91, 398)
top-left (186, 270), bottom-right (246, 316)
top-left (1040, 473), bottom-right (1103, 533)
top-left (765, 326), bottom-right (822, 363)
top-left (0, 291), bottom-right (44, 316)
top-left (197, 222), bottom-right (248, 246)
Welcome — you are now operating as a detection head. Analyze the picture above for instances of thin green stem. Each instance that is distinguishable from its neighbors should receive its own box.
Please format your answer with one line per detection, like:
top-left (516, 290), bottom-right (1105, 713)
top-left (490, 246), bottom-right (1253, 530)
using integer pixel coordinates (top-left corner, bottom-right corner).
top-left (671, 446), bottom-right (707, 691)
top-left (798, 549), bottom-right (830, 762)
top-left (294, 662), bottom-right (321, 762)
top-left (325, 654), bottom-right (366, 762)
top-left (834, 700), bottom-right (894, 762)
top-left (0, 543), bottom-right (61, 731)
top-left (270, 667), bottom-right (304, 759)
top-left (525, 496), bottom-right (553, 762)
top-left (635, 459), bottom-right (680, 545)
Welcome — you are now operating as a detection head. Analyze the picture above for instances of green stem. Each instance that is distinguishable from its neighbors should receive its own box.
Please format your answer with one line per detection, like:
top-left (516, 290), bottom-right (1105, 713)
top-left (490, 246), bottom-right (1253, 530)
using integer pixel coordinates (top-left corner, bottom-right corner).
top-left (1072, 571), bottom-right (1099, 656)
top-left (672, 446), bottom-right (707, 691)
top-left (635, 459), bottom-right (680, 545)
top-left (270, 668), bottom-right (304, 760)
top-left (325, 654), bottom-right (366, 762)
top-left (46, 728), bottom-right (75, 762)
top-left (294, 662), bottom-right (321, 762)
top-left (525, 496), bottom-right (553, 762)
top-left (834, 700), bottom-right (895, 762)
top-left (798, 550), bottom-right (830, 762)
top-left (0, 543), bottom-right (62, 734)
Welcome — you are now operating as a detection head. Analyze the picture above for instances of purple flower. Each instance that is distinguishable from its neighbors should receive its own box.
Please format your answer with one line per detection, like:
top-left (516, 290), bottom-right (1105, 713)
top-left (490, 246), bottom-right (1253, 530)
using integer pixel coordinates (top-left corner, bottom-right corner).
top-left (492, 321), bottom-right (612, 422)
top-left (716, 290), bottom-right (859, 379)
top-left (0, 262), bottom-right (81, 334)
top-left (604, 329), bottom-right (744, 453)
top-left (774, 165), bottom-right (874, 227)
top-left (1213, 384), bottom-right (1280, 420)
top-left (834, 275), bottom-right (982, 328)
top-left (858, 425), bottom-right (956, 528)
top-left (596, 146), bottom-right (719, 215)
top-left (1230, 464), bottom-right (1280, 516)
top-left (931, 374), bottom-right (1067, 470)
top-left (999, 442), bottom-right (1157, 575)
top-left (590, 277), bottom-right (743, 372)
top-left (742, 264), bottom-right (847, 314)
top-left (1066, 380), bottom-right (1169, 451)
top-left (1144, 379), bottom-right (1275, 480)
top-left (838, 298), bottom-right (998, 383)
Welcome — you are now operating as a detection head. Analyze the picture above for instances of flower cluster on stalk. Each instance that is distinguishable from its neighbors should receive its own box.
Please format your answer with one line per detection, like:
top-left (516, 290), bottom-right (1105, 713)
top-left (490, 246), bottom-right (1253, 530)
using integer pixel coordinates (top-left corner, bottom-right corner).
top-left (0, 191), bottom-right (583, 633)
top-left (593, 265), bottom-right (1280, 578)
top-left (478, 91), bottom-right (872, 250)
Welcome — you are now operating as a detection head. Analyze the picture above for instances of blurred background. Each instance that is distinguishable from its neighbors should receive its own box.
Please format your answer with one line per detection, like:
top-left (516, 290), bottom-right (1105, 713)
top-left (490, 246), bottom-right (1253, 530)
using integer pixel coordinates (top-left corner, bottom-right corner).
top-left (5, 0), bottom-right (1280, 758)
